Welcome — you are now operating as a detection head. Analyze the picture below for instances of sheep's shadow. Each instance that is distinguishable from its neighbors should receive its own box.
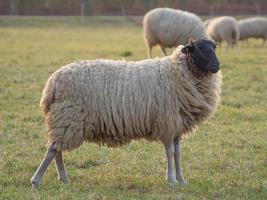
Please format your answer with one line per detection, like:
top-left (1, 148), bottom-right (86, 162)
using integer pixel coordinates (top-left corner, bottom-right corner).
top-left (68, 159), bottom-right (109, 169)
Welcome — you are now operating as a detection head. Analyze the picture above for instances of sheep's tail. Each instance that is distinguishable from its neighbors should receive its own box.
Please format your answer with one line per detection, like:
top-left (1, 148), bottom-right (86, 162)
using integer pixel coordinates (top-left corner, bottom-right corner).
top-left (40, 75), bottom-right (56, 115)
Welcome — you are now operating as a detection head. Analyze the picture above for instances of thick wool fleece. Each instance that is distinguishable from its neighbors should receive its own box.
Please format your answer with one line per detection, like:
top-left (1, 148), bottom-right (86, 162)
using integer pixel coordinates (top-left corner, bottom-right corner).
top-left (41, 46), bottom-right (222, 151)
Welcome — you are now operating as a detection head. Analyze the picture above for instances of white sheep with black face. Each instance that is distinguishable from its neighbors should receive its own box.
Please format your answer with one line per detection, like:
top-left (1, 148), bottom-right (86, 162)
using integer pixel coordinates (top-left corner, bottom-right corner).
top-left (31, 39), bottom-right (222, 189)
top-left (143, 8), bottom-right (209, 58)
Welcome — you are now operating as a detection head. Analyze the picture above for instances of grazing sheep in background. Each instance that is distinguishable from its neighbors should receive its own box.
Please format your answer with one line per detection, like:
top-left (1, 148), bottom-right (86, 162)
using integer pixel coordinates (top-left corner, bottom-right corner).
top-left (206, 16), bottom-right (240, 47)
top-left (238, 17), bottom-right (267, 46)
top-left (203, 18), bottom-right (213, 29)
top-left (31, 39), bottom-right (222, 189)
top-left (143, 8), bottom-right (208, 58)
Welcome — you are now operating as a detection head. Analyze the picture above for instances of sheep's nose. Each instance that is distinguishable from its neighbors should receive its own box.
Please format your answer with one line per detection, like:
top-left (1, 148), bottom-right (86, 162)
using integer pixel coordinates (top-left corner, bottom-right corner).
top-left (210, 64), bottom-right (219, 73)
top-left (211, 69), bottom-right (218, 73)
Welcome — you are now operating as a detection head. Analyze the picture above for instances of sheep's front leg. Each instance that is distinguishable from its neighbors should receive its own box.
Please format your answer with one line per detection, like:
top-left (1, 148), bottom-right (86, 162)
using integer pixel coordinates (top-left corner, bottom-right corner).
top-left (174, 138), bottom-right (187, 185)
top-left (55, 151), bottom-right (69, 183)
top-left (147, 45), bottom-right (152, 58)
top-left (31, 143), bottom-right (57, 189)
top-left (163, 140), bottom-right (178, 184)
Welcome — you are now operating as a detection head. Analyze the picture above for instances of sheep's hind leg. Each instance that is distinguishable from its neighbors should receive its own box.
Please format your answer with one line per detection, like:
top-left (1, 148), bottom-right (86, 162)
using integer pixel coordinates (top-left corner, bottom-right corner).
top-left (55, 151), bottom-right (69, 183)
top-left (163, 139), bottom-right (178, 184)
top-left (31, 143), bottom-right (58, 189)
top-left (160, 45), bottom-right (167, 56)
top-left (174, 138), bottom-right (187, 185)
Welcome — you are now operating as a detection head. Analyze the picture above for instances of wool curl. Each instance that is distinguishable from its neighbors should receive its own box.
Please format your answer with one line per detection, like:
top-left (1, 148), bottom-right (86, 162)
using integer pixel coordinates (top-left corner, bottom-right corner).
top-left (41, 46), bottom-right (222, 151)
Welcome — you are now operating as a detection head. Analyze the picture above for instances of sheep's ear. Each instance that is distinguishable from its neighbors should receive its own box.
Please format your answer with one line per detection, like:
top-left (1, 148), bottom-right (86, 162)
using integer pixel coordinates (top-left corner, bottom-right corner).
top-left (181, 44), bottom-right (194, 54)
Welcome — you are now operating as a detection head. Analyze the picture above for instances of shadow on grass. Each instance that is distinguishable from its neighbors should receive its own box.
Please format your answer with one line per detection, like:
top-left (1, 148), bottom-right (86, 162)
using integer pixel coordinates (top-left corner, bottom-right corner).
top-left (68, 159), bottom-right (110, 169)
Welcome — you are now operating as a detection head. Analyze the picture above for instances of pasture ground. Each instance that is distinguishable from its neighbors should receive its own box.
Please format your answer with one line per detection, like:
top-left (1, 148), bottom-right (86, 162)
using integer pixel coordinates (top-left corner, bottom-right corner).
top-left (0, 16), bottom-right (266, 199)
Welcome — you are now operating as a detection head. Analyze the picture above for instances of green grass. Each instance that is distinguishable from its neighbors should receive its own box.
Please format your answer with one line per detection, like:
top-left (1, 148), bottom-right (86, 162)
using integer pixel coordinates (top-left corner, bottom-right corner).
top-left (0, 16), bottom-right (266, 199)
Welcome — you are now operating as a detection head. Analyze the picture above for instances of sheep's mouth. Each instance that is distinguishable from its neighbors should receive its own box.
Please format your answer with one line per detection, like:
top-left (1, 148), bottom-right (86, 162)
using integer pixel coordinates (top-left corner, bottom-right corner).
top-left (210, 68), bottom-right (219, 73)
top-left (196, 62), bottom-right (217, 73)
top-left (205, 64), bottom-right (220, 73)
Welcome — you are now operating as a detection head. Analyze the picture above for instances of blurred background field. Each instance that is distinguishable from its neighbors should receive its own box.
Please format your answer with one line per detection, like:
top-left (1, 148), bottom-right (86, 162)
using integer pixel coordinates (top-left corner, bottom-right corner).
top-left (0, 1), bottom-right (267, 199)
top-left (1, 0), bottom-right (267, 16)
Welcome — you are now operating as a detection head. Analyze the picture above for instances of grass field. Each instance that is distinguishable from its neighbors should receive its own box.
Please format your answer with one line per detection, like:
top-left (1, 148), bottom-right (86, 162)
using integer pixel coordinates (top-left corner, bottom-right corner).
top-left (0, 16), bottom-right (266, 199)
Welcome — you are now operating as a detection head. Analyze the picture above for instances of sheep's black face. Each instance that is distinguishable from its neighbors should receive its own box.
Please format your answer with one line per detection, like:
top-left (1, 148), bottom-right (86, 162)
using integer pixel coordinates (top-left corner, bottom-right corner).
top-left (181, 39), bottom-right (220, 73)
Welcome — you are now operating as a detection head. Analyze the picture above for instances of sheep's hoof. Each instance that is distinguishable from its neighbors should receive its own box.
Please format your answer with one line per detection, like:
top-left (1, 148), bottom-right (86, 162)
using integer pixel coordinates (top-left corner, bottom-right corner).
top-left (31, 178), bottom-right (40, 190)
top-left (177, 177), bottom-right (187, 186)
top-left (58, 176), bottom-right (70, 184)
top-left (167, 177), bottom-right (179, 185)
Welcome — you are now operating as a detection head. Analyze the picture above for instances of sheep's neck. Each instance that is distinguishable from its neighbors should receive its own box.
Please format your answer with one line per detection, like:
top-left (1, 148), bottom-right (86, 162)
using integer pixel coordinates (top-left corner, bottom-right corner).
top-left (186, 54), bottom-right (211, 80)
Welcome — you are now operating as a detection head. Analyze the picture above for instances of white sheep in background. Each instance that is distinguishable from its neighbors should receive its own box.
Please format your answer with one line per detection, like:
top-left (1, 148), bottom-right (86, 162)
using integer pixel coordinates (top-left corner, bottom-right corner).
top-left (143, 8), bottom-right (208, 58)
top-left (238, 17), bottom-right (267, 46)
top-left (31, 39), bottom-right (222, 189)
top-left (206, 16), bottom-right (240, 47)
top-left (203, 18), bottom-right (213, 29)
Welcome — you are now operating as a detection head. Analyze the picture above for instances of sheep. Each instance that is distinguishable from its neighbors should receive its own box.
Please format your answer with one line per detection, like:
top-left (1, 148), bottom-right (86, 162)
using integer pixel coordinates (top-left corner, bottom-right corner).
top-left (143, 8), bottom-right (209, 58)
top-left (31, 39), bottom-right (222, 189)
top-left (203, 18), bottom-right (213, 29)
top-left (238, 17), bottom-right (267, 46)
top-left (206, 16), bottom-right (240, 47)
